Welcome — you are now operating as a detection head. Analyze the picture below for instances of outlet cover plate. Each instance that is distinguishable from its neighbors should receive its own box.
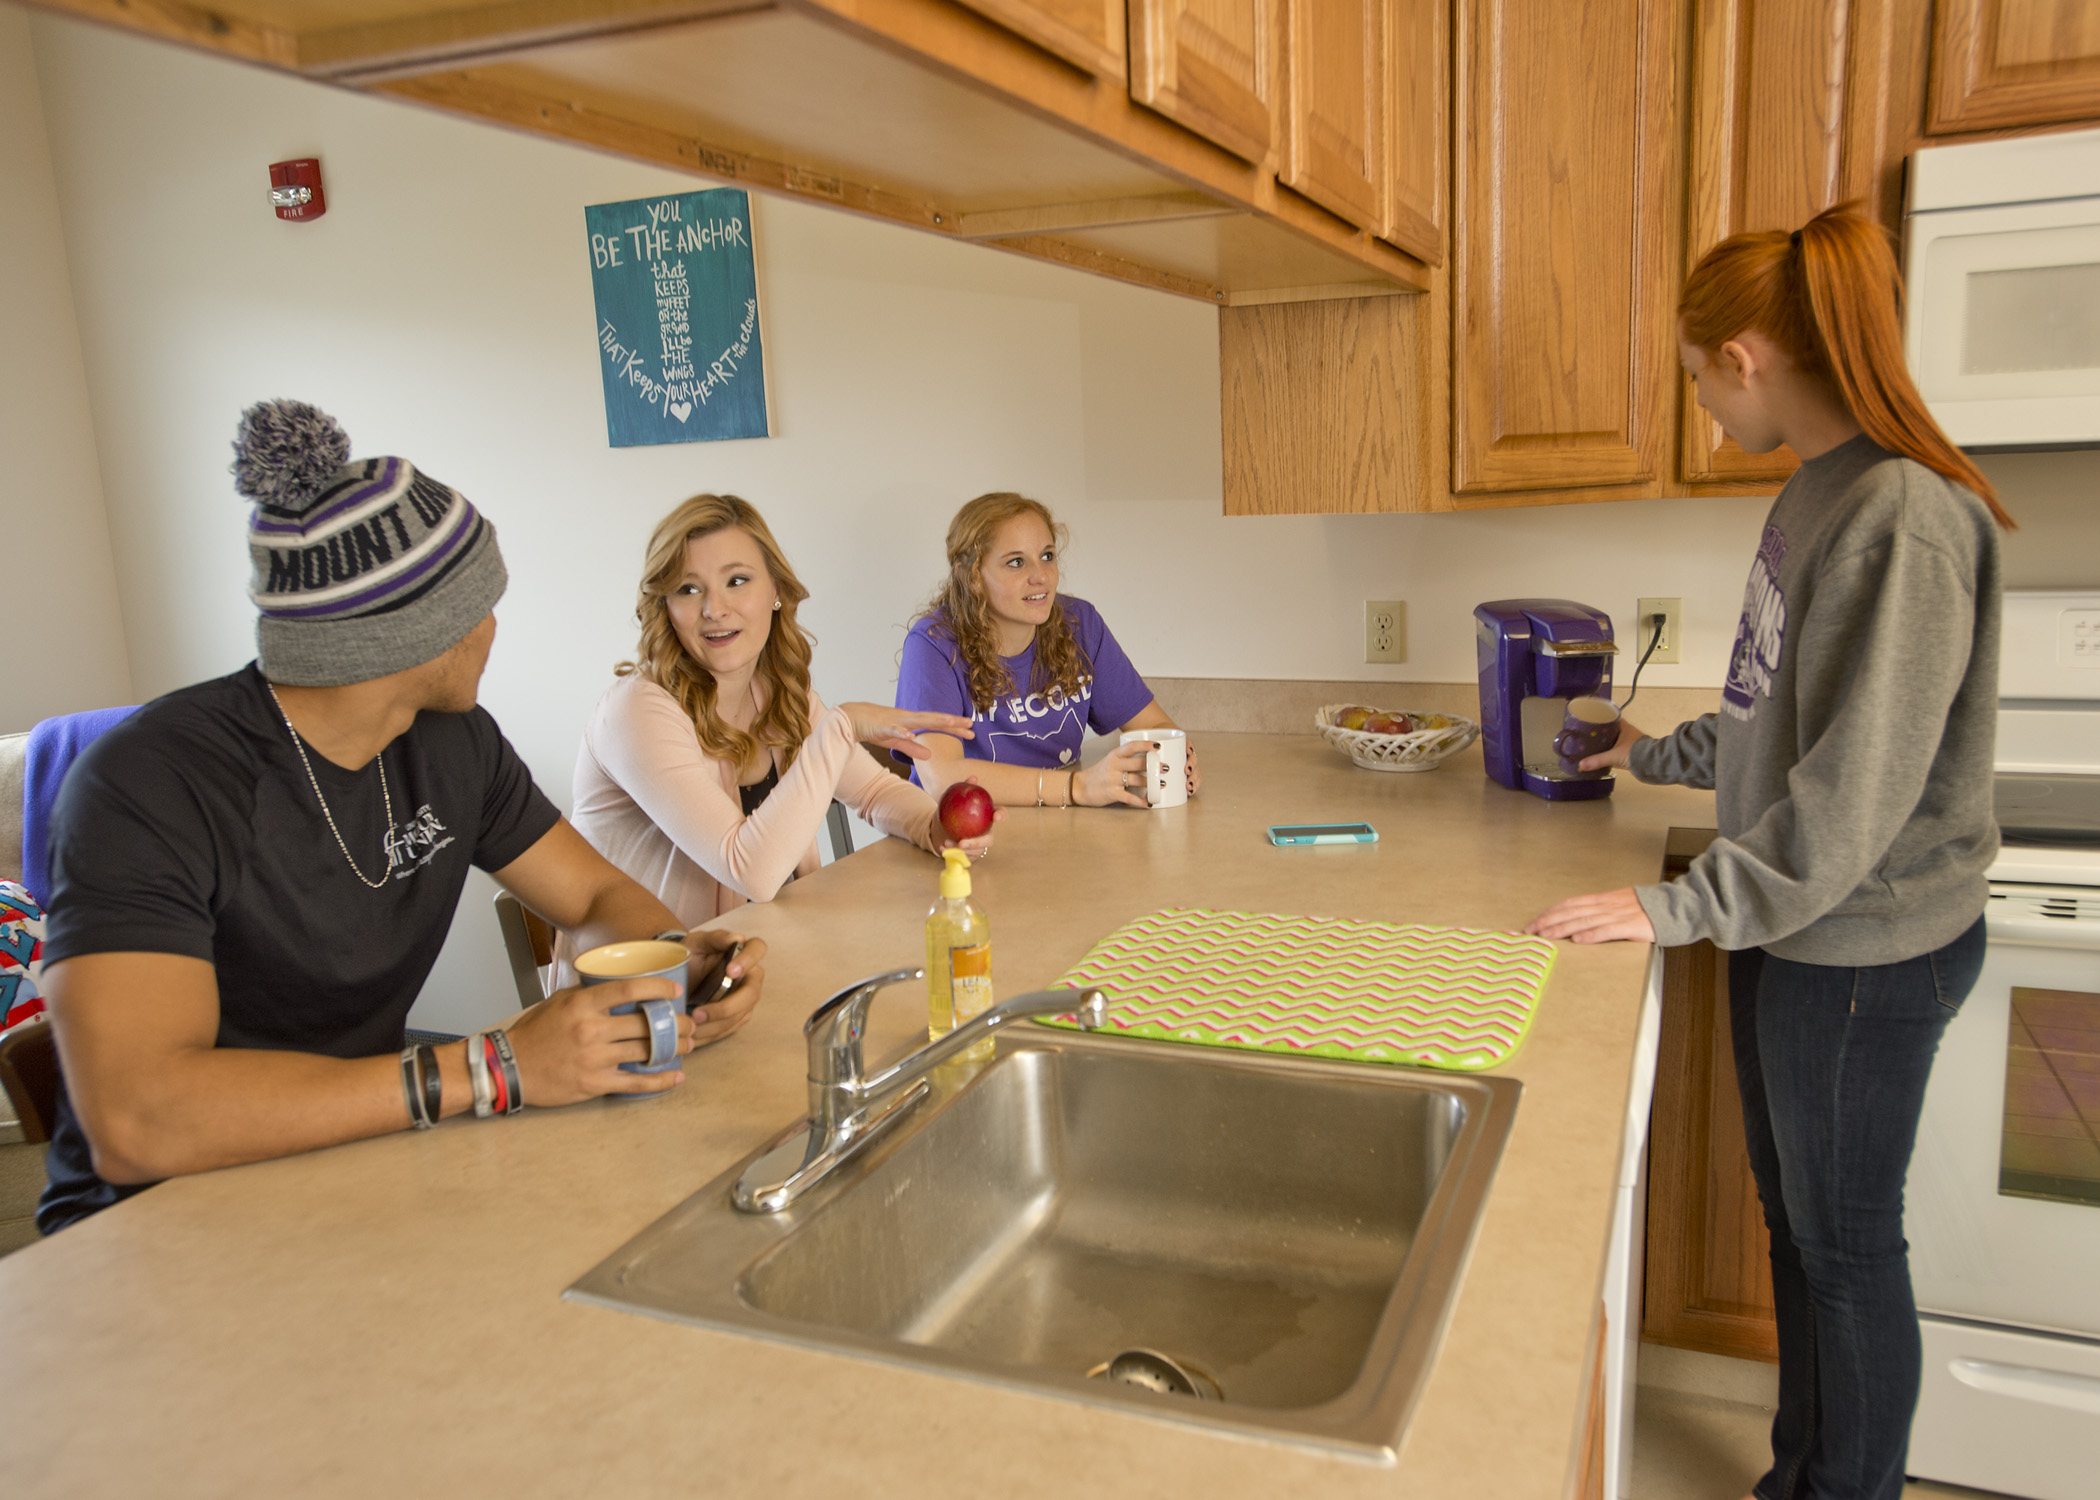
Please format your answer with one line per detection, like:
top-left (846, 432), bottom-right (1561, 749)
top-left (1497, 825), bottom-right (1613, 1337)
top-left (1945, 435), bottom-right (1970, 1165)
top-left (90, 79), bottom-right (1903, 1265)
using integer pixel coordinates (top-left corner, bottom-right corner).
top-left (1366, 600), bottom-right (1406, 664)
top-left (1636, 598), bottom-right (1682, 665)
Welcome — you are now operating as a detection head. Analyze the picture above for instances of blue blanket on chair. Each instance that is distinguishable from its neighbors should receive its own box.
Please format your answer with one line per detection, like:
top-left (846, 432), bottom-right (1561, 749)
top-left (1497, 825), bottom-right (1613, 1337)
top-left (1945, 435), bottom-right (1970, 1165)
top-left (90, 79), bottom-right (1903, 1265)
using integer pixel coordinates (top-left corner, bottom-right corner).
top-left (22, 706), bottom-right (139, 900)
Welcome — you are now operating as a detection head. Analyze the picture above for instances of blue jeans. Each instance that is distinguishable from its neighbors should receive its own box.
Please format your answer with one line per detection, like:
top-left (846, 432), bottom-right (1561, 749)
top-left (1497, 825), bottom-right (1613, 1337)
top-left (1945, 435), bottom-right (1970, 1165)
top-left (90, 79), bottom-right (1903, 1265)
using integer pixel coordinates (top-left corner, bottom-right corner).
top-left (1727, 915), bottom-right (1987, 1500)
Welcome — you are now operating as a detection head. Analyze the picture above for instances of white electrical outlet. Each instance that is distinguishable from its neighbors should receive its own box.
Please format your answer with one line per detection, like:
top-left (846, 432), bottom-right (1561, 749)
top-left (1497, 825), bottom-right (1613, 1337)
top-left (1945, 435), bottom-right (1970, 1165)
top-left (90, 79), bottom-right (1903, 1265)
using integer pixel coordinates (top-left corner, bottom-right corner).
top-left (1366, 600), bottom-right (1406, 664)
top-left (1635, 598), bottom-right (1682, 665)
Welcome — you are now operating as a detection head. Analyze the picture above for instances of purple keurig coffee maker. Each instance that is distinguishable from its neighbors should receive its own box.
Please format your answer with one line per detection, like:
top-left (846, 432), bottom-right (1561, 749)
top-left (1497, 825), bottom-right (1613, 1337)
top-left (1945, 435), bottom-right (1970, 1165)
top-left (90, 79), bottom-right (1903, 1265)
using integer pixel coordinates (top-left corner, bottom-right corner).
top-left (1474, 599), bottom-right (1621, 801)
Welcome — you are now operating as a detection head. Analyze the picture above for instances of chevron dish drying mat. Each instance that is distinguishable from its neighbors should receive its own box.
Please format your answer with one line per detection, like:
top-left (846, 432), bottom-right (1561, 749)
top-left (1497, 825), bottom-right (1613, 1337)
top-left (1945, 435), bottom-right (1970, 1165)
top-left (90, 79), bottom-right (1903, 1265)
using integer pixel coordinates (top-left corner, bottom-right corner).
top-left (1038, 908), bottom-right (1556, 1071)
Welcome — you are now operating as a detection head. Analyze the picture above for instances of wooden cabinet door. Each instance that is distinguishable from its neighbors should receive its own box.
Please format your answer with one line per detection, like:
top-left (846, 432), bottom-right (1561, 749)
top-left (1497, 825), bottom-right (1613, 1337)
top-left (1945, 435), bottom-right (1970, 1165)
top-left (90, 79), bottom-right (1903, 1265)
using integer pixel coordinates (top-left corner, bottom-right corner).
top-left (1679, 0), bottom-right (1905, 485)
top-left (1644, 832), bottom-right (1779, 1362)
top-left (1451, 0), bottom-right (1681, 494)
top-left (1384, 0), bottom-right (1449, 265)
top-left (1129, 0), bottom-right (1282, 164)
top-left (952, 0), bottom-right (1128, 80)
top-left (1220, 295), bottom-right (1430, 514)
top-left (1930, 0), bottom-right (2100, 133)
top-left (1280, 0), bottom-right (1384, 230)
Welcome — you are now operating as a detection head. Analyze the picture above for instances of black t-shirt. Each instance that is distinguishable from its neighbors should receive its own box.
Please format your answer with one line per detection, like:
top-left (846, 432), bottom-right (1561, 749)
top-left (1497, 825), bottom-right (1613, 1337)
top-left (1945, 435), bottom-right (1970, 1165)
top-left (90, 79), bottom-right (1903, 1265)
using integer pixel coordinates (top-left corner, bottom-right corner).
top-left (37, 664), bottom-right (560, 1232)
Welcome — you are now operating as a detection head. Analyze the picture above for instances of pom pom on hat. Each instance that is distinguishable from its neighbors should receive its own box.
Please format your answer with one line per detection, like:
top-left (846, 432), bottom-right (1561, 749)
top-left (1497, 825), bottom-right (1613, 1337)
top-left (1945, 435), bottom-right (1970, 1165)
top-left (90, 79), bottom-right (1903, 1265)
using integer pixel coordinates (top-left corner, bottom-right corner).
top-left (231, 399), bottom-right (351, 513)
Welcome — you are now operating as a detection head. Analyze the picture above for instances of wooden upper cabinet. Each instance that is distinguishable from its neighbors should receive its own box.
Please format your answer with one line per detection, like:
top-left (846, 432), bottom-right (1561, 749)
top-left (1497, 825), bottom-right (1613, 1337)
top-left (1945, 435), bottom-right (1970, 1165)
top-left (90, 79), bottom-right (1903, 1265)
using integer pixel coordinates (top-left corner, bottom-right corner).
top-left (1220, 295), bottom-right (1430, 514)
top-left (1384, 0), bottom-right (1449, 264)
top-left (1930, 0), bottom-right (2100, 133)
top-left (1452, 0), bottom-right (1681, 494)
top-left (953, 0), bottom-right (1129, 80)
top-left (1280, 0), bottom-right (1385, 231)
top-left (1679, 0), bottom-right (1902, 486)
top-left (1129, 0), bottom-right (1282, 164)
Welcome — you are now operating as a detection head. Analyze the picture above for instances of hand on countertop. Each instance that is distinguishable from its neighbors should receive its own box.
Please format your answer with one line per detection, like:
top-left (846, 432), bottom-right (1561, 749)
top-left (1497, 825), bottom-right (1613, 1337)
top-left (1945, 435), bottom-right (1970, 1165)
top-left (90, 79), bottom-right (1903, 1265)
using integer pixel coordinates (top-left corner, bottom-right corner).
top-left (1525, 887), bottom-right (1656, 944)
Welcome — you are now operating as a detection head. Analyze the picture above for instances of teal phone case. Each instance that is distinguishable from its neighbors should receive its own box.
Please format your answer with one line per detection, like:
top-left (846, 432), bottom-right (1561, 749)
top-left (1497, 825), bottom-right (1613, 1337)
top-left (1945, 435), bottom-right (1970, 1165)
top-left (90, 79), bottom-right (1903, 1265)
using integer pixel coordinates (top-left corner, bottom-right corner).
top-left (1267, 824), bottom-right (1378, 846)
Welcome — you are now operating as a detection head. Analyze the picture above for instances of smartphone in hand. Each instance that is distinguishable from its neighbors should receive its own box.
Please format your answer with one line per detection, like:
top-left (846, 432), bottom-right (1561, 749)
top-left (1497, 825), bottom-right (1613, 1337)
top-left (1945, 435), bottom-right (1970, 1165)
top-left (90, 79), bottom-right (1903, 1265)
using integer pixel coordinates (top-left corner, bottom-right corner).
top-left (687, 940), bottom-right (745, 1011)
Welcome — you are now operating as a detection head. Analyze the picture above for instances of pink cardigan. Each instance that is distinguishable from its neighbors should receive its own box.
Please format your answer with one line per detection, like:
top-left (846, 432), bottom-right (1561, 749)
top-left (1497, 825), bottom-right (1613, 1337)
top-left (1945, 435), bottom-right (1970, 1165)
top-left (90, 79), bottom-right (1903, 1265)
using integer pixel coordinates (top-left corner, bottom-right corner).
top-left (570, 673), bottom-right (940, 932)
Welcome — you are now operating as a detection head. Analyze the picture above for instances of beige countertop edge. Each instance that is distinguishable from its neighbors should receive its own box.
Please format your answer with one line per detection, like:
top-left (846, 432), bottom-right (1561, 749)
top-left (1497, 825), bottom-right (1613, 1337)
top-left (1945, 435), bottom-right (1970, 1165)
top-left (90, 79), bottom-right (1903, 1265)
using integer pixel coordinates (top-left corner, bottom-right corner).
top-left (0, 733), bottom-right (1717, 1500)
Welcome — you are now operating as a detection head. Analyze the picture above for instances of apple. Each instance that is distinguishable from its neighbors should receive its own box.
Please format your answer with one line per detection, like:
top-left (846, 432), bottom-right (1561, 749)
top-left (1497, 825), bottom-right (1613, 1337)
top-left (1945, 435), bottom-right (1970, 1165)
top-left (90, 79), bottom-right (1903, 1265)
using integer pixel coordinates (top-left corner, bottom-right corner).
top-left (938, 781), bottom-right (996, 842)
top-left (1364, 712), bottom-right (1414, 736)
top-left (1337, 706), bottom-right (1376, 730)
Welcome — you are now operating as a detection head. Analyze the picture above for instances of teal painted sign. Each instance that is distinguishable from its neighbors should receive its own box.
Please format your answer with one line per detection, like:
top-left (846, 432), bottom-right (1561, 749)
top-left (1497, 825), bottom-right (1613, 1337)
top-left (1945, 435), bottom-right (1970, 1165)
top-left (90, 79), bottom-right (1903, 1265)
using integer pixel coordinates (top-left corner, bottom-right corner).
top-left (585, 188), bottom-right (769, 447)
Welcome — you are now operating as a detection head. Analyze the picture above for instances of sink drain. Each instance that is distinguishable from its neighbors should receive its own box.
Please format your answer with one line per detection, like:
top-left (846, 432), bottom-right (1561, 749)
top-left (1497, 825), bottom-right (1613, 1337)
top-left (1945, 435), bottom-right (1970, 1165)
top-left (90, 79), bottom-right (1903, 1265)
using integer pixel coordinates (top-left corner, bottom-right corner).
top-left (1086, 1348), bottom-right (1222, 1401)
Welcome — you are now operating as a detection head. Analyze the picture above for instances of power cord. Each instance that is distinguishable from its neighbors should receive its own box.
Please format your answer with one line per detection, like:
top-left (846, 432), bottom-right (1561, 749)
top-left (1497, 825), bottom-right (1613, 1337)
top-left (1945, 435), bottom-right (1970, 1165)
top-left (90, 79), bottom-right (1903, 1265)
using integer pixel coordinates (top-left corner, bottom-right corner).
top-left (1618, 612), bottom-right (1665, 711)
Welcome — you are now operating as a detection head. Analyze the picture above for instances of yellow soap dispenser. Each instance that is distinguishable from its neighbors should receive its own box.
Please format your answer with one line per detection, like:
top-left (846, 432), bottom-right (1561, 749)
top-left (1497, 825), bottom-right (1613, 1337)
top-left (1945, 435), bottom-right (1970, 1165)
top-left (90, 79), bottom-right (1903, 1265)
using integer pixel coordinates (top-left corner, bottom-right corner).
top-left (926, 847), bottom-right (994, 1061)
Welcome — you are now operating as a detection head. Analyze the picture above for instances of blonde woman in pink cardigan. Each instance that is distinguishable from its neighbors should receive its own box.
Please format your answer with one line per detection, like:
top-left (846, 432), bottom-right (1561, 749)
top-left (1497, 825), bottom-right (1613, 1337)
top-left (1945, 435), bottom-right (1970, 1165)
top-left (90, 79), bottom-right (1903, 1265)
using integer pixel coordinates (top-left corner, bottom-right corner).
top-left (570, 495), bottom-right (994, 936)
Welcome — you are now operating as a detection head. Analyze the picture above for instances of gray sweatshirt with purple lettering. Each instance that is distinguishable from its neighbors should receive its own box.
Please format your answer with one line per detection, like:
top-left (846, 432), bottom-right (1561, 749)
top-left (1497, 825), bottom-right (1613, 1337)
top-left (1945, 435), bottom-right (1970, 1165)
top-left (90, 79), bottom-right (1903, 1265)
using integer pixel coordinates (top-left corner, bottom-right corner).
top-left (1630, 435), bottom-right (2001, 964)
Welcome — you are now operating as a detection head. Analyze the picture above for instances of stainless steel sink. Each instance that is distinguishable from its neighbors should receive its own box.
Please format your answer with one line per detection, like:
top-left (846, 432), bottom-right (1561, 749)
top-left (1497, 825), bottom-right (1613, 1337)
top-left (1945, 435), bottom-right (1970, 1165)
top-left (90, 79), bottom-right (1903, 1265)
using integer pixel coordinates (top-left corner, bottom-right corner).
top-left (567, 1030), bottom-right (1519, 1459)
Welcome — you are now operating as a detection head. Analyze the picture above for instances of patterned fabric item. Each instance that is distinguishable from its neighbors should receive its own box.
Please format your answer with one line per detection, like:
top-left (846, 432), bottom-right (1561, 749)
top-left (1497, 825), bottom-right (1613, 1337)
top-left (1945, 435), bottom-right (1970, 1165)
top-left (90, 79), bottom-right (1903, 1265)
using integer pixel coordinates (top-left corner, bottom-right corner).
top-left (1042, 907), bottom-right (1557, 1071)
top-left (0, 881), bottom-right (47, 1031)
top-left (232, 399), bottom-right (508, 687)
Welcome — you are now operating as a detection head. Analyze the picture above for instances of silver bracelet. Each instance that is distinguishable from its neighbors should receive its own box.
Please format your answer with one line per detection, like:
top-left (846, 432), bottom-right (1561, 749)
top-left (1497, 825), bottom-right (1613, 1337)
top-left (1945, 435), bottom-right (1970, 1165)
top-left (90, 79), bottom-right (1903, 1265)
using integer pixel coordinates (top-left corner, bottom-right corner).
top-left (465, 1032), bottom-right (495, 1119)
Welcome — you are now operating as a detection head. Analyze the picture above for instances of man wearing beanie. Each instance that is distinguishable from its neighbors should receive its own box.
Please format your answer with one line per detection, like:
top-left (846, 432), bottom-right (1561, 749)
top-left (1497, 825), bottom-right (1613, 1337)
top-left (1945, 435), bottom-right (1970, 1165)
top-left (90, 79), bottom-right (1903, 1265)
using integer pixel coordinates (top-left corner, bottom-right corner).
top-left (33, 401), bottom-right (766, 1234)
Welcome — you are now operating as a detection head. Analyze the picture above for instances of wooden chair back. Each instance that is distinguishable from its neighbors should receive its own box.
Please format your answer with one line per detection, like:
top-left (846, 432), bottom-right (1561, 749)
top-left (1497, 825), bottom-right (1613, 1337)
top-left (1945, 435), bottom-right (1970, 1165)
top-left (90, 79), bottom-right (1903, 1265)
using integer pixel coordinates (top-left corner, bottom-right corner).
top-left (492, 891), bottom-right (556, 1009)
top-left (0, 1020), bottom-right (59, 1145)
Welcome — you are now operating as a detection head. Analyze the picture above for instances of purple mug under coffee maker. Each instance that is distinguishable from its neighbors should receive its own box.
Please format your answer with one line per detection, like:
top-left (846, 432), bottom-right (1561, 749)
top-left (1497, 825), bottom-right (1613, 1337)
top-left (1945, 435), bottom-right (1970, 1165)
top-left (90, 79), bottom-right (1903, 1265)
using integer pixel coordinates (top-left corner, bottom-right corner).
top-left (1474, 599), bottom-right (1620, 801)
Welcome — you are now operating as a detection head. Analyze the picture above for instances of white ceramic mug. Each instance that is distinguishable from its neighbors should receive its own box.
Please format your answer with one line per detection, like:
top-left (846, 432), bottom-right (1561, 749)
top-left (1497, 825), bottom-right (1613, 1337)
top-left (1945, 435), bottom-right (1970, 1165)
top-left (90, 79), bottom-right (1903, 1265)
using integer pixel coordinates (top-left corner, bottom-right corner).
top-left (1118, 728), bottom-right (1189, 809)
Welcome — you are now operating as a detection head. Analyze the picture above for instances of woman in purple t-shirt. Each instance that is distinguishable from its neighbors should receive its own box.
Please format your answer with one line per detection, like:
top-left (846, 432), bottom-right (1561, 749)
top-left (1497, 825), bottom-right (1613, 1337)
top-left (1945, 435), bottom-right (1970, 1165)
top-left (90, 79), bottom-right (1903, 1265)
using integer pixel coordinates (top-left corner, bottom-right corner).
top-left (897, 492), bottom-right (1201, 809)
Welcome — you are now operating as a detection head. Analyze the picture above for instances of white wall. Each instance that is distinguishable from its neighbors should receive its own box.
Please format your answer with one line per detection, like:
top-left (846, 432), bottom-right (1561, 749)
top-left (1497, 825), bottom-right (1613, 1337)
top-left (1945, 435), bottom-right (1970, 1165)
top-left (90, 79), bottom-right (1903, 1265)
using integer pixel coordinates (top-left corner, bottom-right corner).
top-left (0, 5), bottom-right (132, 731)
top-left (24, 10), bottom-right (2100, 1028)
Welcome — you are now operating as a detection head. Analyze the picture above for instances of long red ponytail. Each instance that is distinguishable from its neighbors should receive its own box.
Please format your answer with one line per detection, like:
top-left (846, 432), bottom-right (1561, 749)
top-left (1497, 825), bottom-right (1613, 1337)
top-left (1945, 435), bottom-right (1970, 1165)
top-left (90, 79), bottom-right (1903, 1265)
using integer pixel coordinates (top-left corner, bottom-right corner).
top-left (1680, 205), bottom-right (2013, 529)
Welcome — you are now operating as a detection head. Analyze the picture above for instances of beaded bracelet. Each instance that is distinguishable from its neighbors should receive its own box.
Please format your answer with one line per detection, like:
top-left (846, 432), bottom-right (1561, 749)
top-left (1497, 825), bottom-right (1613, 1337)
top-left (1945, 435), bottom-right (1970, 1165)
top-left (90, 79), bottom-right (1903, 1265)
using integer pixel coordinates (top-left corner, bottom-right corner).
top-left (465, 1032), bottom-right (495, 1118)
top-left (398, 1045), bottom-right (430, 1129)
top-left (488, 1029), bottom-right (524, 1115)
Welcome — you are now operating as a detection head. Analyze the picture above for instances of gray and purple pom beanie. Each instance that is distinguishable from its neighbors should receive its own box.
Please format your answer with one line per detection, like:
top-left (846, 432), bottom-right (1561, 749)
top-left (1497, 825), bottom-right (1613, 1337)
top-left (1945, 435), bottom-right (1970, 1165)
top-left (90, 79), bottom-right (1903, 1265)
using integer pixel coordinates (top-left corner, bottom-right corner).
top-left (231, 400), bottom-right (507, 687)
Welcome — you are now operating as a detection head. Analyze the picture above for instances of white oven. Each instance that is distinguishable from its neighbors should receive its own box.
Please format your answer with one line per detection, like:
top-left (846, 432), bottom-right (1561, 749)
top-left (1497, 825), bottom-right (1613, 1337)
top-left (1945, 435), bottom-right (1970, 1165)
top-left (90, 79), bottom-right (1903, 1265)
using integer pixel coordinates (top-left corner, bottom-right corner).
top-left (1904, 592), bottom-right (2100, 1500)
top-left (1904, 127), bottom-right (2100, 451)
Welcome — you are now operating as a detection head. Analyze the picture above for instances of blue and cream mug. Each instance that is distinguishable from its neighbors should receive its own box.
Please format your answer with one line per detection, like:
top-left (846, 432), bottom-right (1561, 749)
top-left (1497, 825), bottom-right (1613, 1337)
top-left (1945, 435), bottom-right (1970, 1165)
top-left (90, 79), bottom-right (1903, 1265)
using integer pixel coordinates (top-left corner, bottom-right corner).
top-left (575, 939), bottom-right (688, 1077)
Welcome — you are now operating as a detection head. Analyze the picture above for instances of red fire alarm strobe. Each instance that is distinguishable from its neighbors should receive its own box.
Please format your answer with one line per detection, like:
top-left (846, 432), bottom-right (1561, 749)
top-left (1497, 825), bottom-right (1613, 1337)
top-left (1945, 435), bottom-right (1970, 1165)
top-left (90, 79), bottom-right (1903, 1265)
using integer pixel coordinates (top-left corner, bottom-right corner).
top-left (269, 159), bottom-right (325, 222)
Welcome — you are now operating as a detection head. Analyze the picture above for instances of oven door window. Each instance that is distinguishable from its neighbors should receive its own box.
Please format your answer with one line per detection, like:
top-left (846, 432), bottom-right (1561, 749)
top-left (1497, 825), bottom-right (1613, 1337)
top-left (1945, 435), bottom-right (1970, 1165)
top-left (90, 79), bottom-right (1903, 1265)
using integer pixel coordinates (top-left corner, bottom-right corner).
top-left (2004, 986), bottom-right (2100, 1208)
top-left (1908, 900), bottom-right (2100, 1337)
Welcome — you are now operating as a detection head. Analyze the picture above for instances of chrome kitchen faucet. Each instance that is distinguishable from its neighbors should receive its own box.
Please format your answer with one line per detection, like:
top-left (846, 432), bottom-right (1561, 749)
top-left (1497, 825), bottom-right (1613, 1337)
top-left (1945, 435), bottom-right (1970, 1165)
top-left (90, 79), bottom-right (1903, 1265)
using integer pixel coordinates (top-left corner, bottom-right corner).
top-left (732, 968), bottom-right (1108, 1213)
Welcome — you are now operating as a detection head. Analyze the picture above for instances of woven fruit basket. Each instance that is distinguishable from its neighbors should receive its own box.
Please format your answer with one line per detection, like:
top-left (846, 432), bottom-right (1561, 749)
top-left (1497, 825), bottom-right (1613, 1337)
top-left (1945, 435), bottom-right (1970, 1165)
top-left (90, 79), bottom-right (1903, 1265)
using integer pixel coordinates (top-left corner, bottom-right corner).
top-left (1315, 704), bottom-right (1481, 773)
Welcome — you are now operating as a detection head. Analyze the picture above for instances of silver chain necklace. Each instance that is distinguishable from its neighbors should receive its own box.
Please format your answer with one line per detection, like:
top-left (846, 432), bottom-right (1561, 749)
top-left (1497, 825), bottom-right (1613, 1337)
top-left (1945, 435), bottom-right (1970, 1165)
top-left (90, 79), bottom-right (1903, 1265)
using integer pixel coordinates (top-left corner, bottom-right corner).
top-left (265, 681), bottom-right (395, 890)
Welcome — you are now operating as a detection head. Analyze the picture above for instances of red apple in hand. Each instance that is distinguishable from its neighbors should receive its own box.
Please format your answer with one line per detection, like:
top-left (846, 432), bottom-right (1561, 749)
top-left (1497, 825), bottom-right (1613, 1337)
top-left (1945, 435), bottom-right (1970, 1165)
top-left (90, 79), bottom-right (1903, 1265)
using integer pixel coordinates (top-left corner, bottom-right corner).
top-left (938, 781), bottom-right (996, 842)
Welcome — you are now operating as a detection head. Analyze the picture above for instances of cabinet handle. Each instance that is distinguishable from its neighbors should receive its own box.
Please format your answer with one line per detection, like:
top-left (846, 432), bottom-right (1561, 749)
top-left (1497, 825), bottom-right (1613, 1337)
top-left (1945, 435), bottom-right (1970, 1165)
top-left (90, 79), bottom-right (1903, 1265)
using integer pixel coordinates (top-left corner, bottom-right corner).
top-left (1950, 1357), bottom-right (2100, 1415)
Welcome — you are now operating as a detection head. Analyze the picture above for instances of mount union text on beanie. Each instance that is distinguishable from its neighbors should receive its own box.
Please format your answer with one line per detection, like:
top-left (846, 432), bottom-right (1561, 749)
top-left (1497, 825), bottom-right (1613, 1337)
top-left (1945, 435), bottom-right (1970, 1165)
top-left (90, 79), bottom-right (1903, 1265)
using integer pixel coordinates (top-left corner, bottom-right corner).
top-left (231, 400), bottom-right (507, 687)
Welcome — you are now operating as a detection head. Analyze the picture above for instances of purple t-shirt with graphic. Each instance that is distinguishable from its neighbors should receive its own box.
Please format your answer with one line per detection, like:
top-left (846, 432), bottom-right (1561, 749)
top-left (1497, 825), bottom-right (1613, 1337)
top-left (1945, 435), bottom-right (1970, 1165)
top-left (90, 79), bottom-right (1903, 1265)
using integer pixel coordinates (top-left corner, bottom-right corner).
top-left (896, 596), bottom-right (1154, 773)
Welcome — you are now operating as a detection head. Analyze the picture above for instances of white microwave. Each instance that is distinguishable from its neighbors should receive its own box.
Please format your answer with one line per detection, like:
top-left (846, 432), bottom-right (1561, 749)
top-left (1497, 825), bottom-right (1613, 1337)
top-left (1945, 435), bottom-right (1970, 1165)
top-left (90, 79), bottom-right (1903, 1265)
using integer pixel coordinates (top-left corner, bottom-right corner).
top-left (1904, 126), bottom-right (2100, 452)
